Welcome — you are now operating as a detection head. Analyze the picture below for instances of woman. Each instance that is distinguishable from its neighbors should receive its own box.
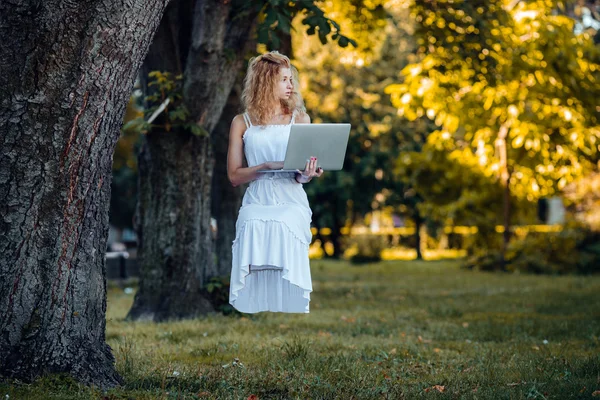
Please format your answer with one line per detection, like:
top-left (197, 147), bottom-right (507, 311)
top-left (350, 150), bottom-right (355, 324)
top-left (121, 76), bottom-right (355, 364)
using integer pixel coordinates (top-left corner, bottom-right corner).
top-left (227, 51), bottom-right (322, 314)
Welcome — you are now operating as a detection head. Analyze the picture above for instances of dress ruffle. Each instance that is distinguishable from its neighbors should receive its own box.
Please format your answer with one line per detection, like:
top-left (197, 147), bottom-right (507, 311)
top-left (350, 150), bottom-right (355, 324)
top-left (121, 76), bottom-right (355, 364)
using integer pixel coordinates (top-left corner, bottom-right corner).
top-left (230, 218), bottom-right (312, 313)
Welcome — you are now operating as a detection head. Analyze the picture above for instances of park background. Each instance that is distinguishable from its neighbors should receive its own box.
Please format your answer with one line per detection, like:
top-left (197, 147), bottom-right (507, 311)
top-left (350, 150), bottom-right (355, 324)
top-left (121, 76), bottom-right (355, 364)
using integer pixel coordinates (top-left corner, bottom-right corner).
top-left (108, 0), bottom-right (600, 276)
top-left (2, 0), bottom-right (600, 398)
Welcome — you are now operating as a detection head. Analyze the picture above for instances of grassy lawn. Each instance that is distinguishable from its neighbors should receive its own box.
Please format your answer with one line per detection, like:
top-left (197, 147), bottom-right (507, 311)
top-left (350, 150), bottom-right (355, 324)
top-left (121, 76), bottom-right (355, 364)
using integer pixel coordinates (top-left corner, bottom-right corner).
top-left (2, 259), bottom-right (600, 399)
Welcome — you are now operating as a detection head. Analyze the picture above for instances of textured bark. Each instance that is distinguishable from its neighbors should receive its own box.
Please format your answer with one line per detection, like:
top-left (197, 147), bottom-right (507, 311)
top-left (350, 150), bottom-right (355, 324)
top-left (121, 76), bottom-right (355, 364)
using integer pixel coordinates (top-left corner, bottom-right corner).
top-left (127, 0), bottom-right (259, 321)
top-left (129, 130), bottom-right (215, 320)
top-left (211, 79), bottom-right (247, 277)
top-left (0, 0), bottom-right (168, 389)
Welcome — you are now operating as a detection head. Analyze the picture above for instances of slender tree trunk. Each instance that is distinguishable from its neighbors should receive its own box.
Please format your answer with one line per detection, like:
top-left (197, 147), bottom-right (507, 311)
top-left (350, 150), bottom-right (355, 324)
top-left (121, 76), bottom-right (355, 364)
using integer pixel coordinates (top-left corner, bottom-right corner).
top-left (311, 218), bottom-right (326, 255)
top-left (330, 213), bottom-right (344, 259)
top-left (496, 124), bottom-right (510, 270)
top-left (128, 0), bottom-right (259, 321)
top-left (0, 0), bottom-right (168, 389)
top-left (414, 213), bottom-right (424, 260)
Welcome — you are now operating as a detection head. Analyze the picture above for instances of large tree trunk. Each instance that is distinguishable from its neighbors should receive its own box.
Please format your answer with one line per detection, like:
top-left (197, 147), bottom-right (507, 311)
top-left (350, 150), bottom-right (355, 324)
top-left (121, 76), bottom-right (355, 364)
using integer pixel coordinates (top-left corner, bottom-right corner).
top-left (130, 130), bottom-right (215, 320)
top-left (0, 0), bottom-right (167, 389)
top-left (128, 0), bottom-right (259, 321)
top-left (212, 78), bottom-right (247, 277)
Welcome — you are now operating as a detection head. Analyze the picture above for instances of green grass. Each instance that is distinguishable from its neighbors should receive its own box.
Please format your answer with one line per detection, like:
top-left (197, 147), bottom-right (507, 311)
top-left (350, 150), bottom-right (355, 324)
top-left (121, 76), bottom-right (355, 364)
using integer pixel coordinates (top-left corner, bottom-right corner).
top-left (2, 259), bottom-right (600, 399)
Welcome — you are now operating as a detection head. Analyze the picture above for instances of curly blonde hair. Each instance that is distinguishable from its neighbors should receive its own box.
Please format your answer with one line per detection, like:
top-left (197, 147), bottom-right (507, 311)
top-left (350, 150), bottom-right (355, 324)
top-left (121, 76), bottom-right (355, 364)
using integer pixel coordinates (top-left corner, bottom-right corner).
top-left (241, 51), bottom-right (306, 126)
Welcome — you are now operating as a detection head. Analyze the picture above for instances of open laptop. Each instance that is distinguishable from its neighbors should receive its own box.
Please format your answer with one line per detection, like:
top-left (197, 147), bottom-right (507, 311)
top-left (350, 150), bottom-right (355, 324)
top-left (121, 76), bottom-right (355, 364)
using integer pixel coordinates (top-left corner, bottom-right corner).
top-left (257, 123), bottom-right (351, 172)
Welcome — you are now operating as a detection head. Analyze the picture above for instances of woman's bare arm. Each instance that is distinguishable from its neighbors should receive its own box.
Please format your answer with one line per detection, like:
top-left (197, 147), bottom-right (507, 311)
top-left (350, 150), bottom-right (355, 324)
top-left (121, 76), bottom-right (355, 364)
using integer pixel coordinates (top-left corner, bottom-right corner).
top-left (227, 115), bottom-right (283, 187)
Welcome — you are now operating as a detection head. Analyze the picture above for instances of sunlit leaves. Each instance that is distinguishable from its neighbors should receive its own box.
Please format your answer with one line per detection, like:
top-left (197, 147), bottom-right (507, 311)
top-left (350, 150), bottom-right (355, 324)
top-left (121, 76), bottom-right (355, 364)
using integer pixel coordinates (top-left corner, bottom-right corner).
top-left (255, 0), bottom-right (357, 50)
top-left (387, 0), bottom-right (600, 204)
top-left (130, 71), bottom-right (201, 136)
top-left (293, 0), bottom-right (426, 232)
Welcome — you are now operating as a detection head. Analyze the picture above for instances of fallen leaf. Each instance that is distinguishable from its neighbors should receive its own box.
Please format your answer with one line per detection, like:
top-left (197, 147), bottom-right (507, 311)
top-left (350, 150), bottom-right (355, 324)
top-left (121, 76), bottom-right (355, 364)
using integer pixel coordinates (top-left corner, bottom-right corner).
top-left (418, 335), bottom-right (432, 343)
top-left (390, 348), bottom-right (397, 354)
top-left (424, 385), bottom-right (445, 393)
top-left (592, 390), bottom-right (600, 397)
top-left (434, 348), bottom-right (441, 353)
top-left (247, 395), bottom-right (259, 400)
top-left (462, 322), bottom-right (469, 328)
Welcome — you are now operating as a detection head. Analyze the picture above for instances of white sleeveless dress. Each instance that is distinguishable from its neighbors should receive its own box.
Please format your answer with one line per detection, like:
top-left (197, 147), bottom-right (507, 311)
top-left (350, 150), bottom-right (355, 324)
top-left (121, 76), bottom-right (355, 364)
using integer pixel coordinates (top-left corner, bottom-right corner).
top-left (229, 111), bottom-right (313, 313)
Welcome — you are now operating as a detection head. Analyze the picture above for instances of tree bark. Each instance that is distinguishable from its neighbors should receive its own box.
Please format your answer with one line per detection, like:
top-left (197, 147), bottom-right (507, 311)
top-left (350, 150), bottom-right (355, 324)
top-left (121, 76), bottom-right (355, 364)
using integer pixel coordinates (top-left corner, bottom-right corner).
top-left (329, 210), bottom-right (344, 259)
top-left (128, 0), bottom-right (259, 321)
top-left (0, 0), bottom-right (168, 389)
top-left (211, 77), bottom-right (247, 277)
top-left (129, 130), bottom-right (215, 320)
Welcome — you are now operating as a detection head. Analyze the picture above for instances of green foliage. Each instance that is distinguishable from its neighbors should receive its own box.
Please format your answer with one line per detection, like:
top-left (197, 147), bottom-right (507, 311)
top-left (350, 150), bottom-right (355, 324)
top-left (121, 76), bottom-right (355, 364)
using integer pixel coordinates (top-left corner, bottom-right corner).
top-left (252, 0), bottom-right (358, 49)
top-left (388, 0), bottom-right (600, 203)
top-left (506, 221), bottom-right (600, 274)
top-left (466, 221), bottom-right (600, 274)
top-left (126, 71), bottom-right (206, 137)
top-left (394, 131), bottom-right (504, 227)
top-left (295, 1), bottom-right (428, 255)
top-left (563, 171), bottom-right (600, 230)
top-left (203, 275), bottom-right (239, 315)
top-left (393, 130), bottom-right (538, 251)
top-left (346, 234), bottom-right (386, 264)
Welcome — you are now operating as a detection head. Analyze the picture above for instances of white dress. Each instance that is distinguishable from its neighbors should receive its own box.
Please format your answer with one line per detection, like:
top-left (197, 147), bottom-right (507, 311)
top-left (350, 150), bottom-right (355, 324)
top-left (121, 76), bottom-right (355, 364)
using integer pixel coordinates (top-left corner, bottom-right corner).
top-left (229, 111), bottom-right (313, 314)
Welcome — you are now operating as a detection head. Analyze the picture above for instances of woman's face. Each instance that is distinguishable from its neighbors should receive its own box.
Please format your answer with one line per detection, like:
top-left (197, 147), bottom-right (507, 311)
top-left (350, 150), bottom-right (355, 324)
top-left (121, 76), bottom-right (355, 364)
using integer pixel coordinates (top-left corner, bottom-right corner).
top-left (275, 67), bottom-right (293, 101)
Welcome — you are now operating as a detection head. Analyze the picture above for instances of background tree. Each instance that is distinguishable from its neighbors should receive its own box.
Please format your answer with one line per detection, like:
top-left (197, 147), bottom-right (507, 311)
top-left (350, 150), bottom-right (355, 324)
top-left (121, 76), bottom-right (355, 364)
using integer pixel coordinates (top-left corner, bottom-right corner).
top-left (387, 0), bottom-right (600, 267)
top-left (294, 0), bottom-right (429, 257)
top-left (0, 0), bottom-right (168, 389)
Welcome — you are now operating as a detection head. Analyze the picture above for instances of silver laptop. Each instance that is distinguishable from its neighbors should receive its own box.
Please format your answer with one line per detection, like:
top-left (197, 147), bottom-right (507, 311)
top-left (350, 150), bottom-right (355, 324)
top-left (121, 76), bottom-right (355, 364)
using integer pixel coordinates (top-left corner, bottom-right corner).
top-left (258, 123), bottom-right (351, 172)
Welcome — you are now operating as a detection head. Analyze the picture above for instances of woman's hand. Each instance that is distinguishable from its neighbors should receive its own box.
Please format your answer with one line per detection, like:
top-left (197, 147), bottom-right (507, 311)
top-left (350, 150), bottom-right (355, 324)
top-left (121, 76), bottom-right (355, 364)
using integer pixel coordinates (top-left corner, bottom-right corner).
top-left (263, 161), bottom-right (284, 170)
top-left (295, 156), bottom-right (323, 183)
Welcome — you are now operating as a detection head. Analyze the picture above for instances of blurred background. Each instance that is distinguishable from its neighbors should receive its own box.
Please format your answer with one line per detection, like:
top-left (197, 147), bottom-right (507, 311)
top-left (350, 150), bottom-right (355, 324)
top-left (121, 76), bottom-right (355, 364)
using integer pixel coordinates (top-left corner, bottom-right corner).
top-left (106, 0), bottom-right (600, 279)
